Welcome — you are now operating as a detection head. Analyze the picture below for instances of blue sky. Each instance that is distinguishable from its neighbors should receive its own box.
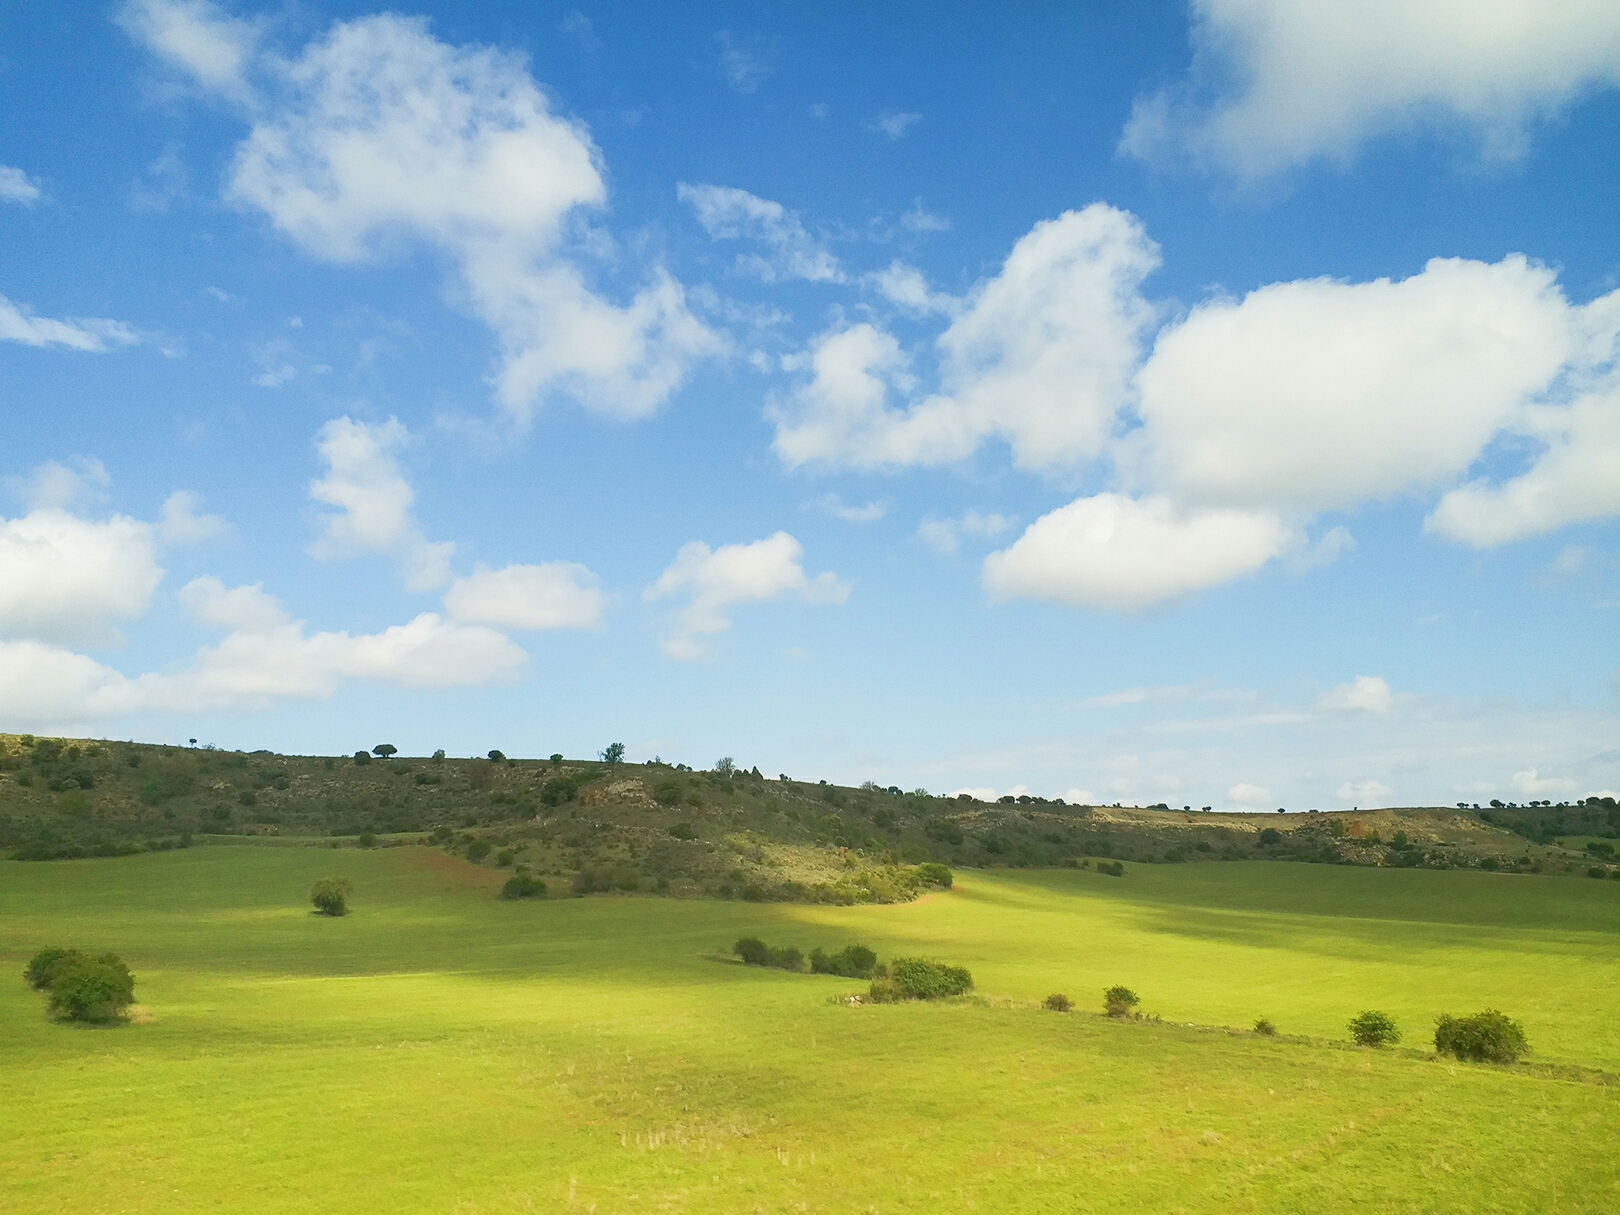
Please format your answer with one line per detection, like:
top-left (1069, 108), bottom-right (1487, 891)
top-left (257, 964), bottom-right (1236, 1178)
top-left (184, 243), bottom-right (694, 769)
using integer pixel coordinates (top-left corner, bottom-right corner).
top-left (2, 0), bottom-right (1618, 809)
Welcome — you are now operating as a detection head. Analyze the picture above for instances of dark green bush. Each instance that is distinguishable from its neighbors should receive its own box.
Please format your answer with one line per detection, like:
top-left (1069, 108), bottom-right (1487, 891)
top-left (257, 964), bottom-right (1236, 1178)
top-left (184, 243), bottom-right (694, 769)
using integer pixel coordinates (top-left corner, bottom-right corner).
top-left (45, 953), bottom-right (135, 1023)
top-left (541, 773), bottom-right (589, 806)
top-left (310, 877), bottom-right (353, 916)
top-left (887, 957), bottom-right (973, 999)
top-left (652, 779), bottom-right (683, 806)
top-left (1096, 860), bottom-right (1125, 877)
top-left (809, 943), bottom-right (878, 978)
top-left (500, 874), bottom-right (547, 900)
top-left (1104, 985), bottom-right (1140, 1017)
top-left (1348, 1010), bottom-right (1400, 1047)
top-left (733, 937), bottom-right (804, 971)
top-left (669, 822), bottom-right (699, 840)
top-left (1253, 1017), bottom-right (1277, 1036)
top-left (357, 832), bottom-right (377, 849)
top-left (465, 839), bottom-right (492, 862)
top-left (24, 946), bottom-right (76, 991)
top-left (353, 751), bottom-right (371, 765)
top-left (914, 862), bottom-right (953, 888)
top-left (1259, 827), bottom-right (1282, 846)
top-left (1434, 1010), bottom-right (1528, 1063)
top-left (1044, 993), bottom-right (1073, 1012)
top-left (494, 848), bottom-right (515, 867)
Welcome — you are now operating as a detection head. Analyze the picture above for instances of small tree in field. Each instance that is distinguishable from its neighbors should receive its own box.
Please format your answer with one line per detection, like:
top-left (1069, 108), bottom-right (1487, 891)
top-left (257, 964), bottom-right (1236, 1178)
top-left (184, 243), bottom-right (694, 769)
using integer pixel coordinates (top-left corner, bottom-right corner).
top-left (600, 742), bottom-right (626, 764)
top-left (372, 744), bottom-right (397, 759)
top-left (1044, 993), bottom-right (1073, 1012)
top-left (1348, 1010), bottom-right (1400, 1047)
top-left (1104, 985), bottom-right (1140, 1017)
top-left (1434, 1010), bottom-right (1527, 1063)
top-left (310, 877), bottom-right (353, 916)
top-left (48, 954), bottom-right (135, 1022)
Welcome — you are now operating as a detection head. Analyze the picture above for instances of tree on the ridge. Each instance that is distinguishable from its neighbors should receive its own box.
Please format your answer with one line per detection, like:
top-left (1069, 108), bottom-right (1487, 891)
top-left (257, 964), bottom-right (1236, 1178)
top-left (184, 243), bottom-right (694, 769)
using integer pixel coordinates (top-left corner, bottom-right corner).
top-left (600, 742), bottom-right (626, 765)
top-left (372, 744), bottom-right (397, 759)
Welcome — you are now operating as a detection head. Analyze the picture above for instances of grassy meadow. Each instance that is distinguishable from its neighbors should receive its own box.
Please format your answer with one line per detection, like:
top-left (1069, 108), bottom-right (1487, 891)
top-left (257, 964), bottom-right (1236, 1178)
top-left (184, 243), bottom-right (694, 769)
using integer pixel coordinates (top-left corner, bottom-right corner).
top-left (3, 846), bottom-right (1617, 1213)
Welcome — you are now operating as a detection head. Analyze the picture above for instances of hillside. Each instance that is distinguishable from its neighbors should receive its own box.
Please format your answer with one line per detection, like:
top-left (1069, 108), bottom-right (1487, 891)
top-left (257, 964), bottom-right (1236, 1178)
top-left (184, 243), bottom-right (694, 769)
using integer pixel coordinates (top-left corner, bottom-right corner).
top-left (2, 734), bottom-right (1615, 896)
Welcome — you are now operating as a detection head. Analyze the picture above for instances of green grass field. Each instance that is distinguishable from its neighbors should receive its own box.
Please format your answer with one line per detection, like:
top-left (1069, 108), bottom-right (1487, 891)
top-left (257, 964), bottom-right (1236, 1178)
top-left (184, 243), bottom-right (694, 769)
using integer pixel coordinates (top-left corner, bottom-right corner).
top-left (3, 847), bottom-right (1617, 1213)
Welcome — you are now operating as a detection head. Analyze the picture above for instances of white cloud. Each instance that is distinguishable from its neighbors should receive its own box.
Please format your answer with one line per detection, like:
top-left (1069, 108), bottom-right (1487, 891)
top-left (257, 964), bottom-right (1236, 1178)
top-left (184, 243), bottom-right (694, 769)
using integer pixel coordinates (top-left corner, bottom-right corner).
top-left (983, 493), bottom-right (1290, 611)
top-left (0, 580), bottom-right (527, 725)
top-left (1547, 545), bottom-right (1590, 576)
top-left (0, 293), bottom-right (139, 352)
top-left (773, 205), bottom-right (1160, 472)
top-left (308, 416), bottom-right (454, 591)
top-left (118, 0), bottom-right (259, 98)
top-left (0, 508), bottom-right (163, 645)
top-left (717, 32), bottom-right (772, 94)
top-left (644, 531), bottom-right (849, 660)
top-left (678, 184), bottom-right (843, 283)
top-left (1062, 788), bottom-right (1098, 805)
top-left (1228, 782), bottom-right (1272, 806)
top-left (0, 165), bottom-right (41, 205)
top-left (443, 562), bottom-right (605, 630)
top-left (127, 5), bottom-right (718, 422)
top-left (900, 200), bottom-right (950, 233)
top-left (1131, 255), bottom-right (1576, 512)
top-left (558, 11), bottom-right (599, 51)
top-left (1318, 676), bottom-right (1394, 715)
top-left (868, 261), bottom-right (957, 315)
top-left (14, 457), bottom-right (110, 511)
top-left (809, 494), bottom-right (886, 523)
top-left (1337, 778), bottom-right (1394, 806)
top-left (870, 110), bottom-right (922, 139)
top-left (159, 490), bottom-right (228, 545)
top-left (1121, 0), bottom-right (1620, 177)
top-left (1510, 767), bottom-right (1578, 796)
top-left (917, 510), bottom-right (1015, 556)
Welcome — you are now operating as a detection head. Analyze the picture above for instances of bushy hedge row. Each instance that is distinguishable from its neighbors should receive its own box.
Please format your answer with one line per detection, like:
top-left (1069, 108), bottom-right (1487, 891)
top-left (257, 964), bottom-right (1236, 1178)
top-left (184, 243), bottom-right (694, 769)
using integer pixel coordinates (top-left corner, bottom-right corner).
top-left (809, 943), bottom-right (878, 978)
top-left (734, 937), bottom-right (803, 970)
top-left (501, 874), bottom-right (547, 900)
top-left (24, 947), bottom-right (135, 1022)
top-left (869, 958), bottom-right (973, 1002)
top-left (1435, 1009), bottom-right (1527, 1063)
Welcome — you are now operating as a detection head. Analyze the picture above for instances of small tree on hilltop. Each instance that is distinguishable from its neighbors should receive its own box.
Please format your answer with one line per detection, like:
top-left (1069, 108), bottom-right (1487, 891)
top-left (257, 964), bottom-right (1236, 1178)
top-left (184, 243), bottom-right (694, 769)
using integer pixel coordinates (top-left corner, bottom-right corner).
top-left (372, 744), bottom-right (397, 759)
top-left (311, 877), bottom-right (353, 917)
top-left (714, 757), bottom-right (735, 777)
top-left (600, 742), bottom-right (626, 765)
top-left (1348, 1010), bottom-right (1400, 1047)
top-left (1104, 985), bottom-right (1140, 1017)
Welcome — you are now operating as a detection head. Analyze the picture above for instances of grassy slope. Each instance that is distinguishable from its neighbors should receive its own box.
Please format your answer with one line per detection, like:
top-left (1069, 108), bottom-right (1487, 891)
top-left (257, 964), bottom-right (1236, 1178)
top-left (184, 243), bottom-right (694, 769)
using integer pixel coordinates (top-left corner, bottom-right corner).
top-left (2, 847), bottom-right (1616, 1213)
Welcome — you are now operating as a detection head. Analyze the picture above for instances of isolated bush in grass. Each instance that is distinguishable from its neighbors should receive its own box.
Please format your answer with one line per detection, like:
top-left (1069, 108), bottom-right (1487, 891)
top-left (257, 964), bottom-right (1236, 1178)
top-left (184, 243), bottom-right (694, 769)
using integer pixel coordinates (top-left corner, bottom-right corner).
top-left (733, 938), bottom-right (805, 971)
top-left (1434, 1010), bottom-right (1528, 1063)
top-left (886, 958), bottom-right (973, 1000)
top-left (29, 951), bottom-right (135, 1023)
top-left (466, 839), bottom-right (492, 862)
top-left (1096, 860), bottom-right (1125, 877)
top-left (1044, 993), bottom-right (1073, 1012)
top-left (1253, 1017), bottom-right (1277, 1036)
top-left (500, 874), bottom-right (547, 900)
top-left (668, 822), bottom-right (699, 840)
top-left (310, 877), bottom-right (353, 916)
top-left (1104, 985), bottom-right (1140, 1017)
top-left (914, 862), bottom-right (953, 889)
top-left (809, 944), bottom-right (878, 978)
top-left (1348, 1010), bottom-right (1400, 1047)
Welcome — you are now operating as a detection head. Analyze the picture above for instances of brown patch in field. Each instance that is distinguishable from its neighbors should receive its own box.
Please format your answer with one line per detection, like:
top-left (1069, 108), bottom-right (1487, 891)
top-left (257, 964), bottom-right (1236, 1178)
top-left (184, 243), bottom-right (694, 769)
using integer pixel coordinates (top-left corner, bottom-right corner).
top-left (128, 1005), bottom-right (154, 1024)
top-left (403, 845), bottom-right (505, 888)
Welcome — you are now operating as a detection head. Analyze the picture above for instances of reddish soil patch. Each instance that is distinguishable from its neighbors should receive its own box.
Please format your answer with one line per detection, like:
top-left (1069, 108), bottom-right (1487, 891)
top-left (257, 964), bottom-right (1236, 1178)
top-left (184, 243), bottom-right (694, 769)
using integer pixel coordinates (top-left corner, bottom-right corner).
top-left (404, 845), bottom-right (505, 888)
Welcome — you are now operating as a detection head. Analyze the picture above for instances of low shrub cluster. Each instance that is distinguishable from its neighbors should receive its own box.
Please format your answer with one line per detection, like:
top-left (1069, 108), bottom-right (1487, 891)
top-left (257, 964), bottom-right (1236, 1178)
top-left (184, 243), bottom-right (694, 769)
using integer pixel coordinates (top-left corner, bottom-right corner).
top-left (734, 937), bottom-right (804, 971)
top-left (1103, 984), bottom-right (1140, 1017)
top-left (500, 874), bottom-right (547, 900)
top-left (1435, 1009), bottom-right (1528, 1063)
top-left (869, 957), bottom-right (974, 1002)
top-left (1348, 1010), bottom-right (1400, 1047)
top-left (1253, 1017), bottom-right (1277, 1036)
top-left (914, 862), bottom-right (953, 888)
top-left (310, 877), bottom-right (352, 916)
top-left (24, 947), bottom-right (135, 1023)
top-left (809, 943), bottom-right (877, 978)
top-left (1044, 992), bottom-right (1073, 1012)
top-left (1095, 860), bottom-right (1126, 877)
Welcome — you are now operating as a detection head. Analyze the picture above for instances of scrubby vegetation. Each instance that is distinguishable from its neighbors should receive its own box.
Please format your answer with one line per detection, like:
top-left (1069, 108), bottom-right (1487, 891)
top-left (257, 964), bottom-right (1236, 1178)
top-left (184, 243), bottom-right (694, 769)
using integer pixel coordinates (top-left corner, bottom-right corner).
top-left (733, 937), bottom-right (805, 971)
top-left (3, 734), bottom-right (1615, 908)
top-left (1434, 1009), bottom-right (1528, 1063)
top-left (1104, 984), bottom-right (1140, 1017)
top-left (869, 958), bottom-right (974, 1002)
top-left (24, 947), bottom-right (135, 1023)
top-left (310, 877), bottom-right (352, 916)
top-left (1044, 992), bottom-right (1073, 1012)
top-left (1348, 1010), bottom-right (1401, 1047)
top-left (1253, 1017), bottom-right (1277, 1036)
top-left (500, 874), bottom-right (547, 900)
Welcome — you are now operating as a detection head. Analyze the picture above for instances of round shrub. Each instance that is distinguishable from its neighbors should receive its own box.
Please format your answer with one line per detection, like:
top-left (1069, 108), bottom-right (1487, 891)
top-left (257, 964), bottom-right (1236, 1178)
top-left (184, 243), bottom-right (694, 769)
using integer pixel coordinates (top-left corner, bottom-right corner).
top-left (1104, 985), bottom-right (1140, 1017)
top-left (887, 958), bottom-right (972, 1000)
top-left (44, 953), bottom-right (135, 1023)
top-left (1044, 993), bottom-right (1073, 1012)
top-left (310, 877), bottom-right (353, 916)
top-left (24, 946), bottom-right (76, 991)
top-left (1348, 1010), bottom-right (1400, 1047)
top-left (810, 943), bottom-right (878, 978)
top-left (914, 862), bottom-right (953, 889)
top-left (733, 936), bottom-right (771, 967)
top-left (500, 874), bottom-right (547, 900)
top-left (668, 822), bottom-right (699, 840)
top-left (1253, 1017), bottom-right (1277, 1036)
top-left (1434, 1010), bottom-right (1528, 1063)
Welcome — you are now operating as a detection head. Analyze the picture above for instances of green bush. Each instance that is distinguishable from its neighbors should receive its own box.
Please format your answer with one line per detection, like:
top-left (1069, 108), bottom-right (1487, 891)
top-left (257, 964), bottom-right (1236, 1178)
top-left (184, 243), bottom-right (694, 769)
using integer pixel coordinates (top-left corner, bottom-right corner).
top-left (809, 943), bottom-right (878, 978)
top-left (1096, 860), bottom-right (1125, 877)
top-left (466, 839), bottom-right (492, 862)
top-left (1434, 1010), bottom-right (1528, 1063)
top-left (45, 953), bottom-right (135, 1023)
top-left (887, 957), bottom-right (973, 1000)
top-left (500, 874), bottom-right (547, 900)
top-left (24, 946), bottom-right (77, 991)
top-left (733, 938), bottom-right (804, 971)
top-left (1104, 985), bottom-right (1140, 1017)
top-left (352, 751), bottom-right (370, 765)
top-left (1044, 993), bottom-right (1073, 1012)
top-left (669, 822), bottom-right (699, 840)
top-left (1348, 1010), bottom-right (1400, 1047)
top-left (652, 779), bottom-right (683, 806)
top-left (310, 877), bottom-right (353, 916)
top-left (914, 862), bottom-right (953, 888)
top-left (1253, 1017), bottom-right (1277, 1036)
top-left (357, 832), bottom-right (377, 849)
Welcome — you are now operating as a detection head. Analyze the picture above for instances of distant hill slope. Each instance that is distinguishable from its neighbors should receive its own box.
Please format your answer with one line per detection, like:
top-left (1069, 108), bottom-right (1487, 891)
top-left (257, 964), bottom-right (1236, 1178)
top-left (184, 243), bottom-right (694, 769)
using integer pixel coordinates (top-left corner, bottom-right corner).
top-left (1, 734), bottom-right (1615, 897)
